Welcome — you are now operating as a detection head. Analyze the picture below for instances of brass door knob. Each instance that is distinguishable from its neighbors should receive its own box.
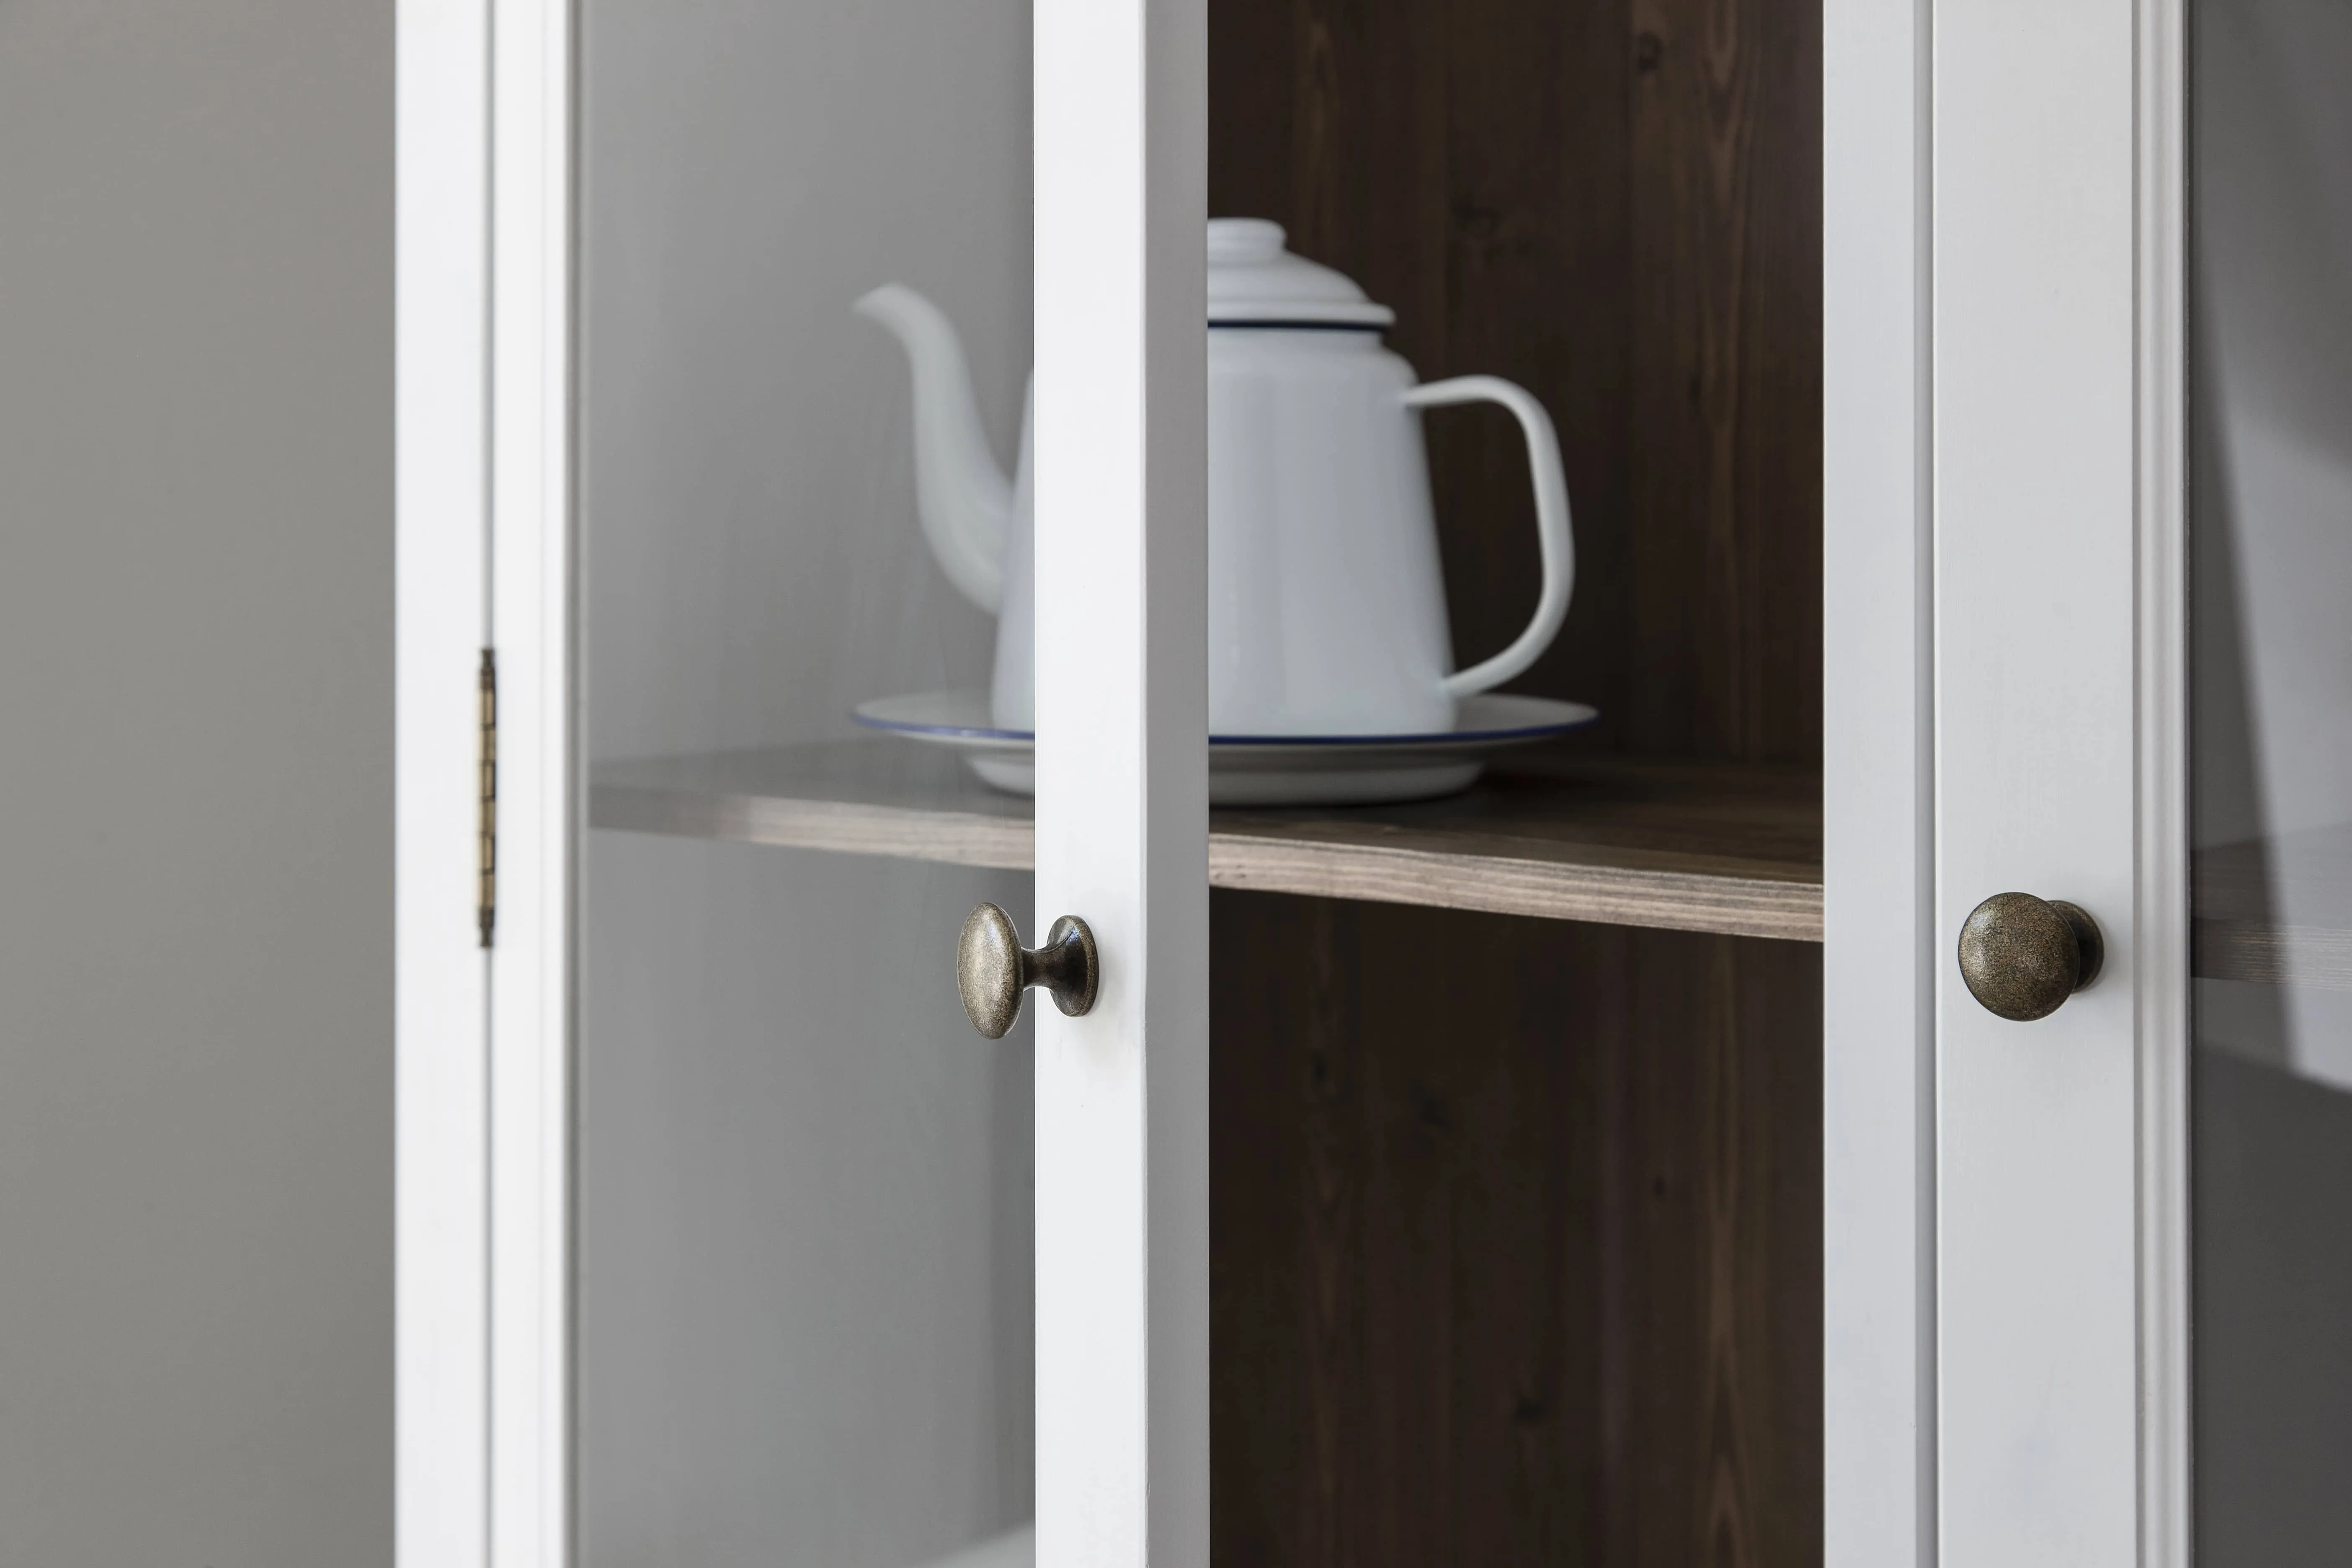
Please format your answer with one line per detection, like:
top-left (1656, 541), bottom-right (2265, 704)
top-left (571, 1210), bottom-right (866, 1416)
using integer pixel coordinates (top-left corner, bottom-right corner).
top-left (957, 903), bottom-right (1099, 1039)
top-left (1957, 892), bottom-right (2104, 1021)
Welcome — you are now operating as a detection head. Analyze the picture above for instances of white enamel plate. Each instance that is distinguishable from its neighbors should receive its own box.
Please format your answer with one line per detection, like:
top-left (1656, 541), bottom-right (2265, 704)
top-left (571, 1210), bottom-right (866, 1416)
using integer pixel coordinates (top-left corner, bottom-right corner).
top-left (853, 689), bottom-right (1600, 806)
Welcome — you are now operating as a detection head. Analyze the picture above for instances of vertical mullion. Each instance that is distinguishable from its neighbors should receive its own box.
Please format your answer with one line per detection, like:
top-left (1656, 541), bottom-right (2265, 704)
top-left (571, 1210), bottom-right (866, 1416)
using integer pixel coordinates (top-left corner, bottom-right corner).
top-left (1032, 0), bottom-right (1207, 1563)
top-left (1932, 0), bottom-right (2141, 1561)
top-left (1823, 0), bottom-right (1937, 1563)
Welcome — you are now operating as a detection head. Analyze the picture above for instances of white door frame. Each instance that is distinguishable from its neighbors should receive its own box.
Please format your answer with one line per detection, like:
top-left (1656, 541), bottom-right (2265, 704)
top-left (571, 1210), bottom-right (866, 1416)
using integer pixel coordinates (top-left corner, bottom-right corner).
top-left (395, 4), bottom-right (494, 1563)
top-left (396, 1), bottom-right (1209, 1564)
top-left (482, 0), bottom-right (573, 1561)
top-left (396, 0), bottom-right (573, 1561)
top-left (1824, 1), bottom-right (2190, 1564)
top-left (1822, 0), bottom-right (1936, 1558)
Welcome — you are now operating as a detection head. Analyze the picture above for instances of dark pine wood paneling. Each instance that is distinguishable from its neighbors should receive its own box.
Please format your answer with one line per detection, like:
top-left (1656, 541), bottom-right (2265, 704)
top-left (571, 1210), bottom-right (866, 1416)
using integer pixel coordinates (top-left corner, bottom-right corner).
top-left (1616, 926), bottom-right (1822, 1568)
top-left (1210, 0), bottom-right (1823, 1564)
top-left (1626, 0), bottom-right (1823, 760)
top-left (1212, 894), bottom-right (1622, 1568)
top-left (1212, 894), bottom-right (1822, 1568)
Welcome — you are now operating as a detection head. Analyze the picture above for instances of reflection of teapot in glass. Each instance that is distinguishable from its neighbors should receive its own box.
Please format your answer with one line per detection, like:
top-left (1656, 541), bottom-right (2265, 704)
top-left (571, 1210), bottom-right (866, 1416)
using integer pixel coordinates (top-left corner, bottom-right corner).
top-left (857, 218), bottom-right (1573, 737)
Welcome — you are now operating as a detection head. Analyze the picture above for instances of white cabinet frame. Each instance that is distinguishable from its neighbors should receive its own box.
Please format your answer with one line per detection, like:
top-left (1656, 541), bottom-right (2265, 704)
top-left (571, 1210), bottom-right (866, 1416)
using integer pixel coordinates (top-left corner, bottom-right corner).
top-left (396, 1), bottom-right (1208, 1564)
top-left (397, 0), bottom-right (572, 1561)
top-left (1825, 1), bottom-right (2189, 1564)
top-left (482, 0), bottom-right (573, 1561)
top-left (410, 0), bottom-right (2197, 1558)
top-left (1032, 0), bottom-right (1210, 1565)
top-left (1822, 1), bottom-right (1936, 1559)
top-left (396, 4), bottom-right (493, 1563)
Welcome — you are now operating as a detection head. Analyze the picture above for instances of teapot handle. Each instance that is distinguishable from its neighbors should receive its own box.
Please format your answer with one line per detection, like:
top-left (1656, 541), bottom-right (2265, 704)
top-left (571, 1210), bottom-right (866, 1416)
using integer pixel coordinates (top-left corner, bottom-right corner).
top-left (1403, 376), bottom-right (1576, 701)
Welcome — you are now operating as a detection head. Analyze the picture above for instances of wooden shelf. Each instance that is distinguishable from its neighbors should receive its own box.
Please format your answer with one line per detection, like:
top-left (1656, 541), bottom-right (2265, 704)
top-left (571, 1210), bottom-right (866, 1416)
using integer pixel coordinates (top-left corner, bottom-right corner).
top-left (592, 741), bottom-right (1823, 942)
top-left (2195, 826), bottom-right (2352, 990)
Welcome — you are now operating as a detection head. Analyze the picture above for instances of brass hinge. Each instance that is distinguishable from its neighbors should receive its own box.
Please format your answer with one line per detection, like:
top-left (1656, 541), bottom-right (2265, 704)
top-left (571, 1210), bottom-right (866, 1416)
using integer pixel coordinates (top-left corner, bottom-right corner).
top-left (478, 648), bottom-right (497, 948)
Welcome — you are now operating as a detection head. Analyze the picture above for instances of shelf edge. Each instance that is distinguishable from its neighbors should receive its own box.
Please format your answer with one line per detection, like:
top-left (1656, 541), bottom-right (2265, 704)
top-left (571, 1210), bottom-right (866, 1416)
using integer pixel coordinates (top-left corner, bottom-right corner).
top-left (591, 785), bottom-right (1825, 942)
top-left (1208, 832), bottom-right (1824, 942)
top-left (592, 786), bottom-right (1038, 872)
top-left (2190, 918), bottom-right (2352, 991)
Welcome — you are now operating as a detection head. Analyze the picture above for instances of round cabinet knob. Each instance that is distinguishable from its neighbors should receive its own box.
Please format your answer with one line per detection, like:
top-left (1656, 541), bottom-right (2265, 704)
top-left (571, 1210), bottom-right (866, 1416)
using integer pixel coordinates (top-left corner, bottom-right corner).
top-left (957, 903), bottom-right (1099, 1039)
top-left (1957, 892), bottom-right (2105, 1021)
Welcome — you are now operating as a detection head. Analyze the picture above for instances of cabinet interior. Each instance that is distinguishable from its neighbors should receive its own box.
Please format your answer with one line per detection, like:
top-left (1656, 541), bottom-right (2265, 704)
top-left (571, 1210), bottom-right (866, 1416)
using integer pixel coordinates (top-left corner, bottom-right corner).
top-left (1201, 3), bottom-right (1822, 1562)
top-left (573, 0), bottom-right (2352, 1558)
top-left (580, 0), bottom-right (1827, 1560)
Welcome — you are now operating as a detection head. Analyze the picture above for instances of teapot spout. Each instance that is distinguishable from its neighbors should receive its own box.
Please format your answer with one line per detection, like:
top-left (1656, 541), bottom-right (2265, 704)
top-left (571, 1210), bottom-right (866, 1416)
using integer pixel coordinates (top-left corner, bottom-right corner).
top-left (854, 284), bottom-right (1011, 612)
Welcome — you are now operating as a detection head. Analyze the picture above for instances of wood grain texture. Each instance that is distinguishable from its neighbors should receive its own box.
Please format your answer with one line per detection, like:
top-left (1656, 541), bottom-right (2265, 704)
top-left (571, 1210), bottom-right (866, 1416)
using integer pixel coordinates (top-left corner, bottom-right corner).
top-left (1211, 893), bottom-right (1822, 1568)
top-left (1214, 756), bottom-right (1818, 936)
top-left (589, 744), bottom-right (1823, 940)
top-left (594, 745), bottom-right (1036, 871)
top-left (1615, 923), bottom-right (1823, 1568)
top-left (2193, 826), bottom-right (2352, 988)
top-left (1212, 838), bottom-right (1812, 937)
top-left (1209, 0), bottom-right (1823, 1562)
top-left (1626, 0), bottom-right (1822, 759)
top-left (2192, 922), bottom-right (2352, 991)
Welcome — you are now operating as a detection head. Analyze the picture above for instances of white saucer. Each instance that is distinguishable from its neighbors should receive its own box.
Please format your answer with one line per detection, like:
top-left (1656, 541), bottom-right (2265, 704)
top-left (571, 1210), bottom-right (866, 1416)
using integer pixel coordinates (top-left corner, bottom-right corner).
top-left (851, 689), bottom-right (1600, 805)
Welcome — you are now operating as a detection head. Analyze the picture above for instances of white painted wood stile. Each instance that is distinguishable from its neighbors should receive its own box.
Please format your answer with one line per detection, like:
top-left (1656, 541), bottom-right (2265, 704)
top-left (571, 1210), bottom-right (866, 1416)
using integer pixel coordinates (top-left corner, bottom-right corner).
top-left (1825, 0), bottom-right (2192, 1563)
top-left (1932, 0), bottom-right (2189, 1562)
top-left (396, 3), bottom-right (492, 1563)
top-left (1822, 0), bottom-right (1935, 1560)
top-left (1033, 0), bottom-right (1210, 1565)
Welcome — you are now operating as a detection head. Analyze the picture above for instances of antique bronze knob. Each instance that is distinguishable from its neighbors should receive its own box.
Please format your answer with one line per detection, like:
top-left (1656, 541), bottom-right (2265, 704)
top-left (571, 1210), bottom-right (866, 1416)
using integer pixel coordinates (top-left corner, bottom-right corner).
top-left (957, 903), bottom-right (1099, 1039)
top-left (1957, 892), bottom-right (2104, 1021)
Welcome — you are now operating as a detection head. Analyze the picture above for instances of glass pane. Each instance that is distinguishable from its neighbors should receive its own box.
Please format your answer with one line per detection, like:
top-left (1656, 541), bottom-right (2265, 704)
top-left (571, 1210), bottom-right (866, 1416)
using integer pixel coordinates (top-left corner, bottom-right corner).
top-left (578, 5), bottom-right (1035, 1564)
top-left (2190, 0), bottom-right (2352, 1557)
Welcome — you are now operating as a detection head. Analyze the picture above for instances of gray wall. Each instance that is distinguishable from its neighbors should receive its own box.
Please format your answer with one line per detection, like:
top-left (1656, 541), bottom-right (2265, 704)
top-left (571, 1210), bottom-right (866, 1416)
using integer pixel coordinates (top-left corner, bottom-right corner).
top-left (0, 3), bottom-right (390, 1564)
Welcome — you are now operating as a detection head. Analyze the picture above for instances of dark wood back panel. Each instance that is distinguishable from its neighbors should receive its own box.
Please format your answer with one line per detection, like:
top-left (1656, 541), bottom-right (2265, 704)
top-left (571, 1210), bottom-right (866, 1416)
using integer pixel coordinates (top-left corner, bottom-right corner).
top-left (1208, 1), bottom-right (1824, 1564)
top-left (1210, 0), bottom-right (1821, 765)
top-left (1212, 895), bottom-right (1823, 1568)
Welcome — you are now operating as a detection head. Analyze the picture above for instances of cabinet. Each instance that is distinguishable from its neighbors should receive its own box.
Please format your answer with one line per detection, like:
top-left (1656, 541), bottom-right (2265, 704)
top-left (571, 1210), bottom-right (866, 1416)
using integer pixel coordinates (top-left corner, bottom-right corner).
top-left (1832, 0), bottom-right (2352, 1562)
top-left (397, 0), bottom-right (1825, 1564)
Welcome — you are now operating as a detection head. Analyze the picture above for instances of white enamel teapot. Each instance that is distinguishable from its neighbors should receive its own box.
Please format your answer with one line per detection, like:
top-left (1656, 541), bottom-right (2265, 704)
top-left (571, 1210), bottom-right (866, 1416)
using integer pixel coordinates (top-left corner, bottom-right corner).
top-left (856, 218), bottom-right (1573, 737)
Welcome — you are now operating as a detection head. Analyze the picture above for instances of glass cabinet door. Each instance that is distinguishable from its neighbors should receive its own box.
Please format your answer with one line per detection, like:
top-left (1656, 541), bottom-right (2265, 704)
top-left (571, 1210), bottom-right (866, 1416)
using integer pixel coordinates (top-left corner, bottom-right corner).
top-left (2187, 0), bottom-right (2352, 1557)
top-left (559, 4), bottom-right (1206, 1565)
top-left (409, 1), bottom-right (1214, 1559)
top-left (575, 4), bottom-right (1038, 1564)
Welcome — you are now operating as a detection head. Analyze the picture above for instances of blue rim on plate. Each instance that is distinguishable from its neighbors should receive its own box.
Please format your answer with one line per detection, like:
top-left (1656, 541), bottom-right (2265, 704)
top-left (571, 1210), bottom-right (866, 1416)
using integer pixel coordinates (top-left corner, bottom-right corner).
top-left (851, 709), bottom-right (1029, 742)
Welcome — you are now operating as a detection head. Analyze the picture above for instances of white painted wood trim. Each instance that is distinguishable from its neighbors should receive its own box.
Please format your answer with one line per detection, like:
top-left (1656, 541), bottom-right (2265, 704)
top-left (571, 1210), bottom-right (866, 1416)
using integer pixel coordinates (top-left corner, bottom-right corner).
top-left (486, 0), bottom-right (575, 1560)
top-left (1928, 0), bottom-right (2197, 1560)
top-left (396, 4), bottom-right (492, 1565)
top-left (1031, 0), bottom-right (1208, 1563)
top-left (1835, 1), bottom-right (2193, 1558)
top-left (2133, 0), bottom-right (2191, 1559)
top-left (1822, 0), bottom-right (1936, 1561)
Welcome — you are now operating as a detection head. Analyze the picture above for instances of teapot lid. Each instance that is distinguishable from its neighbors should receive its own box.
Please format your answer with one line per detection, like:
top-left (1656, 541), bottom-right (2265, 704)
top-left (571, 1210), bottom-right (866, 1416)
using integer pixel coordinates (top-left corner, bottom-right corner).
top-left (1207, 218), bottom-right (1395, 328)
